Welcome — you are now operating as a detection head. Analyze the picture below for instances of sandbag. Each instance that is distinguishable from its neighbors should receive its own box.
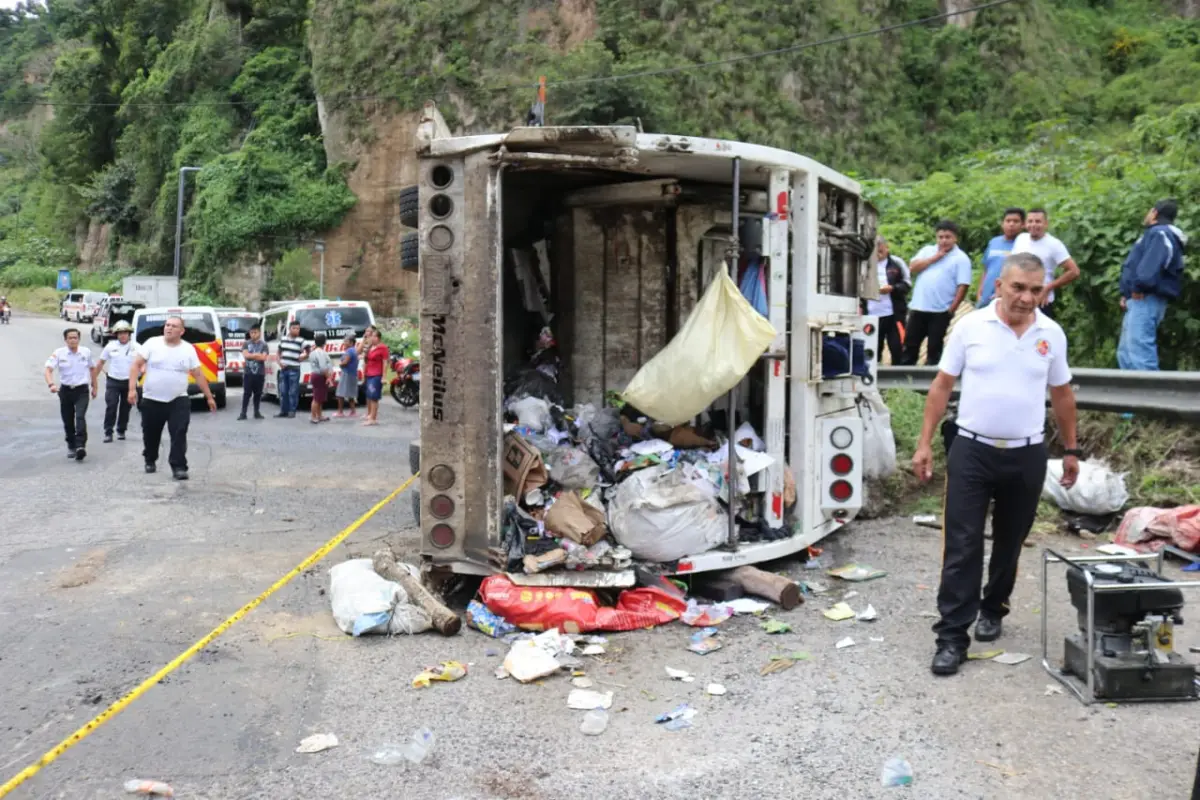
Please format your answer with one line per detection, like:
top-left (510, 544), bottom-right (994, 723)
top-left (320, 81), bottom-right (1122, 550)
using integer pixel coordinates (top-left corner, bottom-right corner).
top-left (1043, 459), bottom-right (1129, 515)
top-left (479, 575), bottom-right (686, 633)
top-left (622, 266), bottom-right (776, 425)
top-left (607, 463), bottom-right (728, 562)
top-left (859, 391), bottom-right (897, 480)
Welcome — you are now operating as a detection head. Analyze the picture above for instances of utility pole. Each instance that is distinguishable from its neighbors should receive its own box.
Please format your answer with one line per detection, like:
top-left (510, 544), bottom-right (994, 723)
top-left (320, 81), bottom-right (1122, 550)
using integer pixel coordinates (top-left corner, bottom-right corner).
top-left (173, 166), bottom-right (202, 279)
top-left (314, 239), bottom-right (326, 299)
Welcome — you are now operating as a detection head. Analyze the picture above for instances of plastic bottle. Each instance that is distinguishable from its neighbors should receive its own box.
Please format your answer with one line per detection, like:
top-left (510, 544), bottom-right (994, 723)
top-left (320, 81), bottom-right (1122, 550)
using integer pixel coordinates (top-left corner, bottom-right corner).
top-left (880, 756), bottom-right (914, 787)
top-left (401, 728), bottom-right (435, 764)
top-left (579, 708), bottom-right (608, 736)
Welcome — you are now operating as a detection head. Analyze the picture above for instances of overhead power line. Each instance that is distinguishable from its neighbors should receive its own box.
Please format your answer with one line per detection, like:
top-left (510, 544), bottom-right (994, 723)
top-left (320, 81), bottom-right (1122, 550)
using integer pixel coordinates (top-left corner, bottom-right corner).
top-left (0, 0), bottom-right (1020, 111)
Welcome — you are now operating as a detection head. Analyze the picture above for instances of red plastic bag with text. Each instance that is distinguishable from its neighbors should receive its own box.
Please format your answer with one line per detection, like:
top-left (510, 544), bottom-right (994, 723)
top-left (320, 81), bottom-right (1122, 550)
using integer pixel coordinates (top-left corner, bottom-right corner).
top-left (478, 575), bottom-right (686, 634)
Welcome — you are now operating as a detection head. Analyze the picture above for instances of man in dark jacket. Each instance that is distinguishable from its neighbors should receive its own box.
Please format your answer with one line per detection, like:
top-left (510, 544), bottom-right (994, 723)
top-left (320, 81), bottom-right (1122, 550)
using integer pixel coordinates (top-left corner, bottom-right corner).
top-left (866, 236), bottom-right (911, 365)
top-left (1117, 199), bottom-right (1186, 371)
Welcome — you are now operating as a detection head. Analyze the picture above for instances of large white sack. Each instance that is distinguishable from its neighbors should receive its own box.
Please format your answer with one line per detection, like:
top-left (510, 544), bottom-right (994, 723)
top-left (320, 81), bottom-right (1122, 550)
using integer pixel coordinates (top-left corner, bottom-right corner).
top-left (329, 559), bottom-right (431, 636)
top-left (859, 391), bottom-right (897, 480)
top-left (1043, 459), bottom-right (1129, 515)
top-left (607, 464), bottom-right (728, 562)
top-left (622, 266), bottom-right (777, 424)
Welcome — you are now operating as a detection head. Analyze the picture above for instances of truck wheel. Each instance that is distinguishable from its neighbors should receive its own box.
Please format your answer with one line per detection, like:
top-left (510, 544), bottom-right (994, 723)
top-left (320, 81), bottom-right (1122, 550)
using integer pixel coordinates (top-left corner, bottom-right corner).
top-left (412, 490), bottom-right (421, 527)
top-left (409, 439), bottom-right (421, 475)
top-left (400, 231), bottom-right (419, 273)
top-left (398, 185), bottom-right (419, 229)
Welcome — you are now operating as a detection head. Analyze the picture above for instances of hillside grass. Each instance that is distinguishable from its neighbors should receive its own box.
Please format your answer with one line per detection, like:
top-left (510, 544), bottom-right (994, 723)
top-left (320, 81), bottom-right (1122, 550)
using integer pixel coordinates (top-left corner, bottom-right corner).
top-left (0, 286), bottom-right (61, 315)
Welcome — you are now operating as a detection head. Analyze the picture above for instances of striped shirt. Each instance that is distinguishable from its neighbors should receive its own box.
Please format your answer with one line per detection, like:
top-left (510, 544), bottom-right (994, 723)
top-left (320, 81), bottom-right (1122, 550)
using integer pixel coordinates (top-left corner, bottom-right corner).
top-left (278, 336), bottom-right (306, 368)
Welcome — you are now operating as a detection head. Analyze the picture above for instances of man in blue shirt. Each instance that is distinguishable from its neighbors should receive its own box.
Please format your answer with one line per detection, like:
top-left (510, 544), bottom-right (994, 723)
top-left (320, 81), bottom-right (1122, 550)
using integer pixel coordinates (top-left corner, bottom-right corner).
top-left (902, 220), bottom-right (973, 366)
top-left (976, 208), bottom-right (1025, 306)
top-left (1117, 199), bottom-right (1187, 371)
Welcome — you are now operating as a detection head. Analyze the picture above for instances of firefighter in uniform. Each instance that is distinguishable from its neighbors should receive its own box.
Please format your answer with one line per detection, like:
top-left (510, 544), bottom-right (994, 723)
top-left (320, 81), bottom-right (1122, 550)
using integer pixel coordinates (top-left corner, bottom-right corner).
top-left (97, 319), bottom-right (136, 442)
top-left (912, 252), bottom-right (1081, 676)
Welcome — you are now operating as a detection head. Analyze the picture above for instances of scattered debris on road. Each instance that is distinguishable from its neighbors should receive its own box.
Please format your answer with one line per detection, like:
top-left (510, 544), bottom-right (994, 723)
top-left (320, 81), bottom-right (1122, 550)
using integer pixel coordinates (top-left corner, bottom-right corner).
top-left (828, 563), bottom-right (887, 582)
top-left (411, 661), bottom-right (467, 688)
top-left (880, 756), bottom-right (914, 787)
top-left (823, 602), bottom-right (855, 621)
top-left (295, 733), bottom-right (339, 754)
top-left (124, 779), bottom-right (175, 797)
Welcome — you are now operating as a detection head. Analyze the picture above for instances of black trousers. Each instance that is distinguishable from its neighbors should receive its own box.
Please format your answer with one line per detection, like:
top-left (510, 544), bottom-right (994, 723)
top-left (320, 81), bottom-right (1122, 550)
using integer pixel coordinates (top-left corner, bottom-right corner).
top-left (141, 397), bottom-right (190, 470)
top-left (58, 384), bottom-right (89, 450)
top-left (934, 436), bottom-right (1047, 649)
top-left (104, 377), bottom-right (131, 435)
top-left (1039, 302), bottom-right (1056, 320)
top-left (877, 314), bottom-right (904, 365)
top-left (902, 310), bottom-right (952, 366)
top-left (241, 372), bottom-right (264, 415)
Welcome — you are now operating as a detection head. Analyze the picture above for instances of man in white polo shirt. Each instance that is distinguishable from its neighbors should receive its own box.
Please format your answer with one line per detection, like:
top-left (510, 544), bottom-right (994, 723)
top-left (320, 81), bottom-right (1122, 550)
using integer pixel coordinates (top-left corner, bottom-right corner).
top-left (902, 220), bottom-right (972, 366)
top-left (1011, 207), bottom-right (1080, 319)
top-left (127, 316), bottom-right (217, 480)
top-left (44, 327), bottom-right (98, 461)
top-left (912, 252), bottom-right (1081, 676)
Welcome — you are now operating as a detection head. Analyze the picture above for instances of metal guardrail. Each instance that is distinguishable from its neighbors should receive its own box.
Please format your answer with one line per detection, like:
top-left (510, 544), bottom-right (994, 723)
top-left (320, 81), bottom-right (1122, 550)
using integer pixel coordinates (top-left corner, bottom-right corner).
top-left (876, 366), bottom-right (1200, 420)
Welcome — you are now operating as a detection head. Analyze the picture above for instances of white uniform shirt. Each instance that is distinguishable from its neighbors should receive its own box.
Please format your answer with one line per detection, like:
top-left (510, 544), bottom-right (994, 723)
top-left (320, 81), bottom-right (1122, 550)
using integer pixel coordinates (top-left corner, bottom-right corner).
top-left (45, 346), bottom-right (94, 387)
top-left (866, 256), bottom-right (910, 318)
top-left (139, 337), bottom-right (201, 403)
top-left (1012, 232), bottom-right (1071, 303)
top-left (99, 339), bottom-right (136, 380)
top-left (938, 302), bottom-right (1071, 440)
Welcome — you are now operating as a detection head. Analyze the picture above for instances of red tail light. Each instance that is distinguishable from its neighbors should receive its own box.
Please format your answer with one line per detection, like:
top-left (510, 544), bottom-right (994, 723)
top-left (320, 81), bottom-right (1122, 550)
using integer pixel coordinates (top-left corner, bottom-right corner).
top-left (429, 524), bottom-right (455, 549)
top-left (830, 454), bottom-right (853, 475)
top-left (829, 480), bottom-right (854, 502)
top-left (429, 495), bottom-right (455, 519)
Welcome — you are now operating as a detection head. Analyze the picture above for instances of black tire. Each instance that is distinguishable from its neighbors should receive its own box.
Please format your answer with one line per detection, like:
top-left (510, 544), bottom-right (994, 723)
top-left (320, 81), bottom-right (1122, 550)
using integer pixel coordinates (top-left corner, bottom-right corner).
top-left (400, 231), bottom-right (419, 273)
top-left (215, 388), bottom-right (227, 410)
top-left (409, 439), bottom-right (421, 474)
top-left (390, 383), bottom-right (404, 405)
top-left (398, 381), bottom-right (418, 408)
top-left (398, 185), bottom-right (419, 229)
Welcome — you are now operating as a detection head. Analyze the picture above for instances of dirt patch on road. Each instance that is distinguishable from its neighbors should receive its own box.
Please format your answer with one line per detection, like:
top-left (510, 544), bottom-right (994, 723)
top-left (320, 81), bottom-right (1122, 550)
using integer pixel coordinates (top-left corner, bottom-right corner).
top-left (56, 549), bottom-right (107, 588)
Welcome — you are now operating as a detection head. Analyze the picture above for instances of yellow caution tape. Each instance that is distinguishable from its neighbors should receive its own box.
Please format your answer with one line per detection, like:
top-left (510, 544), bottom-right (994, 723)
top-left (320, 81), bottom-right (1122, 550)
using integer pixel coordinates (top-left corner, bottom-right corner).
top-left (0, 473), bottom-right (418, 797)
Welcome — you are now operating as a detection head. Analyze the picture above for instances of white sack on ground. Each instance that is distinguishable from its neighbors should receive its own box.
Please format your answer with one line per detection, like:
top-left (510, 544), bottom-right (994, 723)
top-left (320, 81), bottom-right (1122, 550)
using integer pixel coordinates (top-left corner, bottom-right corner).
top-left (622, 266), bottom-right (777, 425)
top-left (607, 464), bottom-right (728, 561)
top-left (1043, 459), bottom-right (1129, 515)
top-left (329, 559), bottom-right (431, 636)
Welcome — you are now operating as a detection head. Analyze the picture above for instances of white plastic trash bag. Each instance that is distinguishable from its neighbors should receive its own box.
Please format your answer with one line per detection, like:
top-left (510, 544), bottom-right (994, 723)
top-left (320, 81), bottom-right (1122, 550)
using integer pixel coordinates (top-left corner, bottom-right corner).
top-left (1043, 460), bottom-right (1129, 515)
top-left (329, 559), bottom-right (431, 636)
top-left (622, 266), bottom-right (777, 425)
top-left (608, 464), bottom-right (728, 561)
top-left (859, 391), bottom-right (897, 480)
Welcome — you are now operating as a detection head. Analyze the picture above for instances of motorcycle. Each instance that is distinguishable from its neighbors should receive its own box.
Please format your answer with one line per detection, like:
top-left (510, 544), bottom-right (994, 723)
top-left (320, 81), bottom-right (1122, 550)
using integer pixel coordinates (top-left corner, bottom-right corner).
top-left (0, 304), bottom-right (10, 324)
top-left (389, 352), bottom-right (420, 407)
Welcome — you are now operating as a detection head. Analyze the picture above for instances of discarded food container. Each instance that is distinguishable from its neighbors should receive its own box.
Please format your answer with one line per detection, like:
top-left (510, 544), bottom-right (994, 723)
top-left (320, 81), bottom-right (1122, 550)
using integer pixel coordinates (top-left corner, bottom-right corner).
top-left (580, 708), bottom-right (609, 736)
top-left (880, 756), bottom-right (914, 787)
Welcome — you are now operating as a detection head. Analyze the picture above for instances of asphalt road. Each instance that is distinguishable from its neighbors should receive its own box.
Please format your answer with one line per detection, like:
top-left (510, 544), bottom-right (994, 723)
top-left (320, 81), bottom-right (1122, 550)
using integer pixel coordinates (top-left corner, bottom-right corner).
top-left (1, 311), bottom-right (1197, 799)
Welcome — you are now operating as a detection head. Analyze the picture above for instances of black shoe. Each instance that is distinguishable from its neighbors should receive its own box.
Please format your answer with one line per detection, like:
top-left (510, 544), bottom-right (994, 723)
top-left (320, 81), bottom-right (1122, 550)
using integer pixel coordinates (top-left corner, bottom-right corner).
top-left (237, 414), bottom-right (247, 421)
top-left (67, 450), bottom-right (77, 459)
top-left (275, 413), bottom-right (288, 418)
top-left (75, 447), bottom-right (86, 461)
top-left (974, 616), bottom-right (1003, 642)
top-left (117, 432), bottom-right (126, 440)
top-left (286, 413), bottom-right (296, 418)
top-left (254, 412), bottom-right (265, 420)
top-left (931, 645), bottom-right (967, 676)
top-left (173, 468), bottom-right (188, 481)
top-left (103, 434), bottom-right (113, 443)
top-left (145, 463), bottom-right (156, 474)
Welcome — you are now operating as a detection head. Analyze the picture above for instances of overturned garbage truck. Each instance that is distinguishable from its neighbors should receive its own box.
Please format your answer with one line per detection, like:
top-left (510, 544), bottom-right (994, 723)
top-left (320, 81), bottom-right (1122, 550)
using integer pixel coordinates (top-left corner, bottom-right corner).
top-left (407, 104), bottom-right (879, 587)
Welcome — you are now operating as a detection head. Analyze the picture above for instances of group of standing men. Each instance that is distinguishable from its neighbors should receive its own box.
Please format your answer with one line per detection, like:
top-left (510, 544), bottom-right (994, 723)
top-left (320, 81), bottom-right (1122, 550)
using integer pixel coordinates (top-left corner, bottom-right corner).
top-left (871, 200), bottom-right (1185, 372)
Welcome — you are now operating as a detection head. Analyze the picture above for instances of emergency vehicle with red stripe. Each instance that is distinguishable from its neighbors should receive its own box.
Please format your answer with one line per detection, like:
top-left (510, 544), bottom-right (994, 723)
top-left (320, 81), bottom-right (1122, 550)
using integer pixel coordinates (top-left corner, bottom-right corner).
top-left (131, 306), bottom-right (228, 409)
top-left (215, 308), bottom-right (261, 385)
top-left (259, 300), bottom-right (376, 403)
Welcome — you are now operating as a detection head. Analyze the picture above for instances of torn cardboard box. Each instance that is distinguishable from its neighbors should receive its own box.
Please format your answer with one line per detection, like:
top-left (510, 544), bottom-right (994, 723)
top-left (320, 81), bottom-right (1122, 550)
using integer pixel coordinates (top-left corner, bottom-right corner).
top-left (546, 491), bottom-right (607, 546)
top-left (503, 432), bottom-right (549, 497)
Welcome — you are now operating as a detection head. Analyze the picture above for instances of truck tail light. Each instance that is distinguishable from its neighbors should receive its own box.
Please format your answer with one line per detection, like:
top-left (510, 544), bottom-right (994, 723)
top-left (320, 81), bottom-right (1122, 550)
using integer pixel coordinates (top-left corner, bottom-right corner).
top-left (830, 454), bottom-right (853, 475)
top-left (429, 495), bottom-right (455, 519)
top-left (830, 426), bottom-right (853, 449)
top-left (428, 464), bottom-right (455, 491)
top-left (429, 524), bottom-right (455, 549)
top-left (829, 480), bottom-right (854, 502)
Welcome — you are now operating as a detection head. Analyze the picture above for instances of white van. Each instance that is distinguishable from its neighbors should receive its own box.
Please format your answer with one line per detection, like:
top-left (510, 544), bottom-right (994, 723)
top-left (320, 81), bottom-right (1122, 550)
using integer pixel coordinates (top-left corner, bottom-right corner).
top-left (62, 291), bottom-right (108, 323)
top-left (259, 300), bottom-right (375, 402)
top-left (131, 306), bottom-right (228, 409)
top-left (215, 308), bottom-right (261, 384)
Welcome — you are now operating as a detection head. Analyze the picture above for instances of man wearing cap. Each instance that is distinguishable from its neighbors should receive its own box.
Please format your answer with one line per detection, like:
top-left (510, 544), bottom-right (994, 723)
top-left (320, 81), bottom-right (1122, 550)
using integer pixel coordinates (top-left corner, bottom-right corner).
top-left (912, 252), bottom-right (1081, 676)
top-left (44, 327), bottom-right (98, 461)
top-left (96, 320), bottom-right (136, 442)
top-left (1118, 199), bottom-right (1187, 371)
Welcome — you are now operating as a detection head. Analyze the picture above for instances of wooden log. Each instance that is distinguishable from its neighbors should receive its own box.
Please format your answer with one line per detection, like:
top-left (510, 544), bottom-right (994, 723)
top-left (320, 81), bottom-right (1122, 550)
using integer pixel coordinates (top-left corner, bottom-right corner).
top-left (373, 550), bottom-right (462, 636)
top-left (729, 565), bottom-right (802, 610)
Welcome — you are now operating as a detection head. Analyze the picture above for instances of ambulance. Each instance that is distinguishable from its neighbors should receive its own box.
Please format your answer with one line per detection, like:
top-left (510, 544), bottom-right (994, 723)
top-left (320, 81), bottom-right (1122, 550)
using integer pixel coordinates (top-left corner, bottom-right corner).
top-left (215, 308), bottom-right (262, 385)
top-left (260, 300), bottom-right (375, 403)
top-left (131, 306), bottom-right (228, 409)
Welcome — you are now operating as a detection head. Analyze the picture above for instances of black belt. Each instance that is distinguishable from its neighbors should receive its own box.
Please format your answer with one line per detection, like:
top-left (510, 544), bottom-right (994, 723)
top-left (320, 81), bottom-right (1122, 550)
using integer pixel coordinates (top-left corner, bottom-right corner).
top-left (61, 383), bottom-right (88, 390)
